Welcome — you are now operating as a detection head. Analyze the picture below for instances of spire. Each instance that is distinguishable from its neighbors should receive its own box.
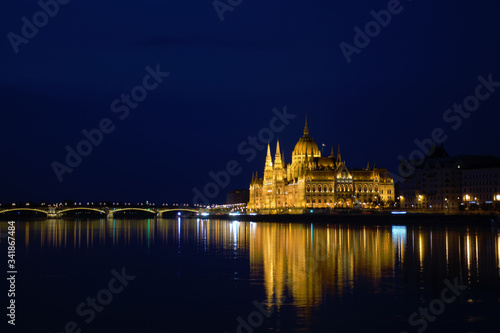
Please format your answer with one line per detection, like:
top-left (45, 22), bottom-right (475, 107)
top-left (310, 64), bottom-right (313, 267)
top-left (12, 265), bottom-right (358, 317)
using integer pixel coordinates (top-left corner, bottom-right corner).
top-left (366, 162), bottom-right (370, 170)
top-left (373, 161), bottom-right (376, 169)
top-left (265, 143), bottom-right (273, 173)
top-left (336, 144), bottom-right (341, 164)
top-left (303, 115), bottom-right (309, 136)
top-left (274, 140), bottom-right (282, 167)
top-left (330, 145), bottom-right (334, 158)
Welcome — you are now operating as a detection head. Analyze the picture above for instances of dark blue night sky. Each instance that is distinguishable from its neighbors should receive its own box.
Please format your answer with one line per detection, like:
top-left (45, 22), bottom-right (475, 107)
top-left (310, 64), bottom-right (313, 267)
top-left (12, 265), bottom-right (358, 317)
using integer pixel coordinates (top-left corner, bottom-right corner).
top-left (1, 0), bottom-right (500, 204)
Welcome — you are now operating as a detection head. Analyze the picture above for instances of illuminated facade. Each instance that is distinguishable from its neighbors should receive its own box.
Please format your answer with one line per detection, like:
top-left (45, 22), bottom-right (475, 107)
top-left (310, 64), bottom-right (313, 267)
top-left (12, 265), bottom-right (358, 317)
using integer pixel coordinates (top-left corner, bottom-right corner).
top-left (247, 118), bottom-right (395, 213)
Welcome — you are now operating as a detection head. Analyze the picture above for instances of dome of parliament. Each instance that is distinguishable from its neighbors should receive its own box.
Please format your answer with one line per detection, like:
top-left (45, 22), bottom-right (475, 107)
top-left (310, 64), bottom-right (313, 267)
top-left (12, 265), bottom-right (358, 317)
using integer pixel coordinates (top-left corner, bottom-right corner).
top-left (293, 117), bottom-right (321, 157)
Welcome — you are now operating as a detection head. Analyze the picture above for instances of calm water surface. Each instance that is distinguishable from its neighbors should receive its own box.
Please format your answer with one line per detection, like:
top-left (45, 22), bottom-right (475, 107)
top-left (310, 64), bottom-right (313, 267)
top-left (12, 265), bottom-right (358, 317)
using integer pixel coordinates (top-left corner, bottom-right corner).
top-left (2, 218), bottom-right (500, 333)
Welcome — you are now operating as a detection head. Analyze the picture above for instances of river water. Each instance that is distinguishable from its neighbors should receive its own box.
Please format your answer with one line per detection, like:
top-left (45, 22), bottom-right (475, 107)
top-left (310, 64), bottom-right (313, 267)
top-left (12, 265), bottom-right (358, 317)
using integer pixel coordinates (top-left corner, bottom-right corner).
top-left (2, 218), bottom-right (500, 332)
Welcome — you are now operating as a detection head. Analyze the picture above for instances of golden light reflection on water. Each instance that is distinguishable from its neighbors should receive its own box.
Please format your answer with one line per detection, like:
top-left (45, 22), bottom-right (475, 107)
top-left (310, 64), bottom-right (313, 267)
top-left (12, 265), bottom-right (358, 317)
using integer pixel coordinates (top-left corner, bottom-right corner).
top-left (249, 223), bottom-right (398, 309)
top-left (498, 234), bottom-right (500, 272)
top-left (3, 219), bottom-right (500, 307)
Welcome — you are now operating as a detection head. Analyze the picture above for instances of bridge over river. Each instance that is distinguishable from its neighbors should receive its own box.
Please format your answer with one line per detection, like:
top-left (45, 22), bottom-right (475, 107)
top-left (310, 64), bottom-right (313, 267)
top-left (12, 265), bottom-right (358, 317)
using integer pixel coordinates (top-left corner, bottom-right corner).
top-left (0, 205), bottom-right (206, 219)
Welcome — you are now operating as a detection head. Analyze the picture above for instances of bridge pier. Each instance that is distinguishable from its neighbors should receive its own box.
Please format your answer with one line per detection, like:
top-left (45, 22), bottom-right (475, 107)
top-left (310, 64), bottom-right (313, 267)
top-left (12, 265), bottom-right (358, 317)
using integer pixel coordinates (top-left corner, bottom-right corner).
top-left (48, 207), bottom-right (58, 219)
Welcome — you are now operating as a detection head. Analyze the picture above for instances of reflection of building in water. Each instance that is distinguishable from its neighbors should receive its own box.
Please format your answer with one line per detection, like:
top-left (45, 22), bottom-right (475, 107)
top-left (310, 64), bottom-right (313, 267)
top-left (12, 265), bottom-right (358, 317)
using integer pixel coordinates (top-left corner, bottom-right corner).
top-left (20, 219), bottom-right (159, 250)
top-left (497, 232), bottom-right (500, 274)
top-left (392, 225), bottom-right (406, 266)
top-left (16, 219), bottom-right (252, 259)
top-left (249, 223), bottom-right (500, 307)
top-left (405, 226), bottom-right (500, 286)
top-left (9, 219), bottom-right (500, 291)
top-left (249, 223), bottom-right (397, 308)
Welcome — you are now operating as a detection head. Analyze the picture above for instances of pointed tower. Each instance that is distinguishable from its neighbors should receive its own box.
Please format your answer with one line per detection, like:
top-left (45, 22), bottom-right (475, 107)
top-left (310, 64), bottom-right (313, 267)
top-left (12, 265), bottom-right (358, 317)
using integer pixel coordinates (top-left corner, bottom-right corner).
top-left (274, 140), bottom-right (282, 167)
top-left (264, 143), bottom-right (273, 180)
top-left (336, 144), bottom-right (342, 164)
top-left (366, 162), bottom-right (370, 170)
top-left (330, 145), bottom-right (334, 158)
top-left (274, 140), bottom-right (284, 181)
top-left (263, 143), bottom-right (274, 208)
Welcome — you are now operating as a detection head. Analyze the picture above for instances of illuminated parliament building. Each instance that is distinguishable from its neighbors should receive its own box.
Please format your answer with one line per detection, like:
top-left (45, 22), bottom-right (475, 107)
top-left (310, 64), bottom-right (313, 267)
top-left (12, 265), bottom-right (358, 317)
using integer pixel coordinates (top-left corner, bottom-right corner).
top-left (247, 118), bottom-right (395, 213)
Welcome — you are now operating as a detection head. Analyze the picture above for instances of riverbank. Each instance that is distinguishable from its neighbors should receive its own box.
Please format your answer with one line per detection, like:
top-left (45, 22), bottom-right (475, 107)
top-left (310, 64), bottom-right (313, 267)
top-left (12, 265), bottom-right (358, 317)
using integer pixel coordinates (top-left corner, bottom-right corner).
top-left (208, 212), bottom-right (498, 226)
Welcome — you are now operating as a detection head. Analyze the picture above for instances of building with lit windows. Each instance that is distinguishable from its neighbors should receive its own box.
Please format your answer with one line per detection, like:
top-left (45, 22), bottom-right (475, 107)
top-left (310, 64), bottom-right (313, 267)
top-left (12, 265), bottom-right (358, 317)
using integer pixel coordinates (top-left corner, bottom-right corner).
top-left (399, 146), bottom-right (500, 212)
top-left (462, 167), bottom-right (500, 210)
top-left (226, 189), bottom-right (250, 205)
top-left (247, 118), bottom-right (395, 213)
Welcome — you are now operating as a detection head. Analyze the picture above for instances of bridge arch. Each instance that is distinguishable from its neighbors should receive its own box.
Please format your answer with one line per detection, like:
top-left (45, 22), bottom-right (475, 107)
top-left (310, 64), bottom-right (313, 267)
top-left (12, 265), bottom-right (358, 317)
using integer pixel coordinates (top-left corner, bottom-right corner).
top-left (110, 208), bottom-right (156, 215)
top-left (0, 208), bottom-right (48, 215)
top-left (57, 208), bottom-right (107, 215)
top-left (158, 208), bottom-right (199, 214)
